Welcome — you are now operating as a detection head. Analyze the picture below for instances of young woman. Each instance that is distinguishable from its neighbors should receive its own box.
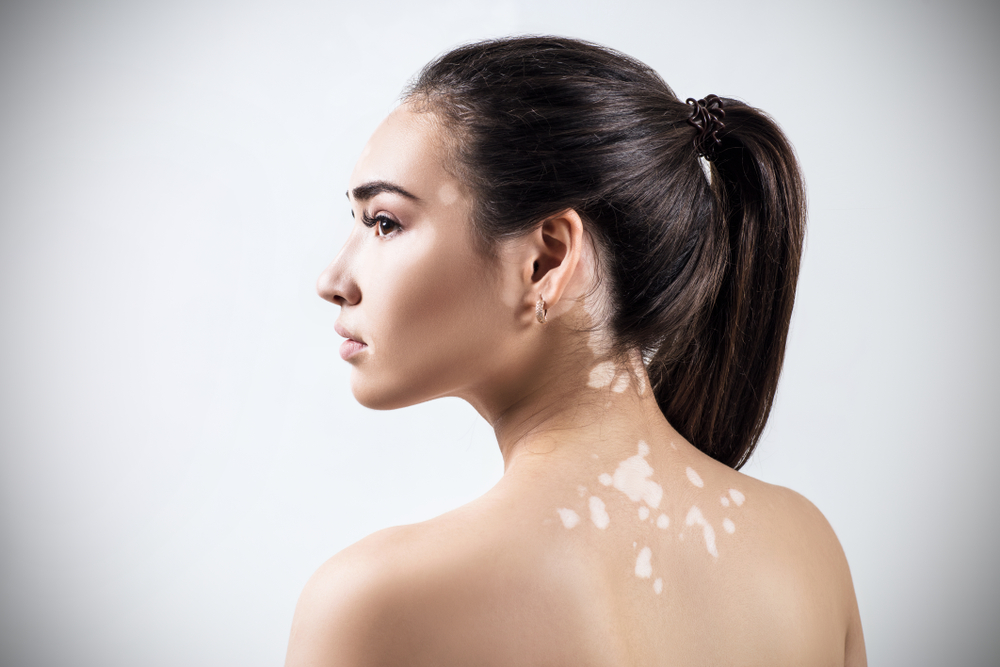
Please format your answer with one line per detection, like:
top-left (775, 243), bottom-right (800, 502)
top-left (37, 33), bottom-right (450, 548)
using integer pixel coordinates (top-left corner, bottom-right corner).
top-left (286, 36), bottom-right (866, 666)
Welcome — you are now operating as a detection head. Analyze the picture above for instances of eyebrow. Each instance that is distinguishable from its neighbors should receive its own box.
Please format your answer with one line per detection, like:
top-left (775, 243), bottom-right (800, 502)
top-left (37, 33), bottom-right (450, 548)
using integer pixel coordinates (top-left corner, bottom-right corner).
top-left (347, 180), bottom-right (420, 203)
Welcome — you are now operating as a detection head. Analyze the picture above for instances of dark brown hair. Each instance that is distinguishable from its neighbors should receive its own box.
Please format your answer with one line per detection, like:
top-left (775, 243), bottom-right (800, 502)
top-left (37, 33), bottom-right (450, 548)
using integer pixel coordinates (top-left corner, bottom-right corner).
top-left (406, 36), bottom-right (805, 469)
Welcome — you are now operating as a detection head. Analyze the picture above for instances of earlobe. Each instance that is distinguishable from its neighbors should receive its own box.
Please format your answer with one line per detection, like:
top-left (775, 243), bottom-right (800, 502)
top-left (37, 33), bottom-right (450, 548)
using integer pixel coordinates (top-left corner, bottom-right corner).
top-left (535, 294), bottom-right (548, 324)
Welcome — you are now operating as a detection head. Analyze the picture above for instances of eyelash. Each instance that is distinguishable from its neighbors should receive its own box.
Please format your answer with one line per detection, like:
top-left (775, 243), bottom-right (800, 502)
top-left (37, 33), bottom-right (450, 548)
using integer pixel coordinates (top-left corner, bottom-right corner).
top-left (360, 211), bottom-right (401, 237)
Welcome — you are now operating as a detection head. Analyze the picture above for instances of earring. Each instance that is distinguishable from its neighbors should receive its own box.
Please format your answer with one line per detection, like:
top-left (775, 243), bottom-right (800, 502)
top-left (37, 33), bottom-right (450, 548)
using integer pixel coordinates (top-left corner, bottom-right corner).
top-left (535, 294), bottom-right (548, 324)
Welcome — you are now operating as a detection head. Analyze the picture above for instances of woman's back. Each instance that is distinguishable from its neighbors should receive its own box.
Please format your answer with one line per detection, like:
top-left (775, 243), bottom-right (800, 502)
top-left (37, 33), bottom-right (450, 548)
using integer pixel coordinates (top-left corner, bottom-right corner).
top-left (288, 391), bottom-right (864, 666)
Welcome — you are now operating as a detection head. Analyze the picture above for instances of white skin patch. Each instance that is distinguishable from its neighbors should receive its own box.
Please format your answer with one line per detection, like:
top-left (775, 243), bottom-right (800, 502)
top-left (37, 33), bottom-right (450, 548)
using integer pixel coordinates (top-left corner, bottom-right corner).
top-left (602, 441), bottom-right (663, 508)
top-left (587, 361), bottom-right (617, 389)
top-left (685, 506), bottom-right (718, 557)
top-left (723, 518), bottom-right (735, 534)
top-left (638, 506), bottom-right (650, 521)
top-left (635, 546), bottom-right (652, 578)
top-left (589, 496), bottom-right (610, 529)
top-left (686, 467), bottom-right (704, 488)
top-left (577, 485), bottom-right (587, 497)
top-left (598, 473), bottom-right (613, 486)
top-left (586, 326), bottom-right (604, 354)
top-left (557, 508), bottom-right (580, 529)
top-left (653, 578), bottom-right (663, 594)
top-left (720, 496), bottom-right (730, 508)
top-left (588, 358), bottom-right (636, 394)
top-left (728, 488), bottom-right (745, 506)
top-left (580, 265), bottom-right (614, 351)
top-left (656, 513), bottom-right (670, 529)
top-left (630, 349), bottom-right (647, 396)
top-left (437, 182), bottom-right (459, 205)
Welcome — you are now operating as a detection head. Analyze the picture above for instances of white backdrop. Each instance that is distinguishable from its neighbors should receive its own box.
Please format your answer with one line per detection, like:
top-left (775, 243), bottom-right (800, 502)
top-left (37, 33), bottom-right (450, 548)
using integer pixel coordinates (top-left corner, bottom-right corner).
top-left (1, 0), bottom-right (997, 665)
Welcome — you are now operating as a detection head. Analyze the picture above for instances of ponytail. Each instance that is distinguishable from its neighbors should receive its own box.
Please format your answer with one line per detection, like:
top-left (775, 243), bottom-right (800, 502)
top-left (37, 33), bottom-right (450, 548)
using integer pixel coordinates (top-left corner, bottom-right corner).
top-left (648, 100), bottom-right (805, 469)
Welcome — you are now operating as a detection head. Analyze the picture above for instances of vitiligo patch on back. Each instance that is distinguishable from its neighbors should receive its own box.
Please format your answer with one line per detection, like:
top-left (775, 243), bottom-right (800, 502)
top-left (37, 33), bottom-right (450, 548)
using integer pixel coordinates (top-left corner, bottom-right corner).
top-left (557, 508), bottom-right (580, 529)
top-left (553, 438), bottom-right (747, 592)
top-left (685, 505), bottom-right (718, 558)
top-left (604, 441), bottom-right (663, 508)
top-left (589, 496), bottom-right (610, 529)
top-left (635, 546), bottom-right (653, 578)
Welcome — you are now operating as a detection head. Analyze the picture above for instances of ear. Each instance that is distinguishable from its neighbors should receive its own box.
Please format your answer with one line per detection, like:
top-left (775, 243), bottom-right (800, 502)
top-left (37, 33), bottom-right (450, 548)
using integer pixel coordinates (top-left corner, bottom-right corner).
top-left (524, 209), bottom-right (585, 312)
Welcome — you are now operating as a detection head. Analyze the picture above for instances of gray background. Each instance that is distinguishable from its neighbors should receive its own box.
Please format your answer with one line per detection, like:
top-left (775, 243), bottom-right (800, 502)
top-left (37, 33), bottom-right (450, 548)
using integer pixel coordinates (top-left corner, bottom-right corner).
top-left (1, 0), bottom-right (997, 665)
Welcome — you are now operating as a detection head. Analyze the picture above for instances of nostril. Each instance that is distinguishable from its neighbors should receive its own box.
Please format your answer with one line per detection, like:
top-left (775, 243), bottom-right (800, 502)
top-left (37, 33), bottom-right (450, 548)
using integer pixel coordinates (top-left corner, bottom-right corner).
top-left (317, 240), bottom-right (362, 305)
top-left (317, 273), bottom-right (340, 304)
top-left (317, 263), bottom-right (360, 306)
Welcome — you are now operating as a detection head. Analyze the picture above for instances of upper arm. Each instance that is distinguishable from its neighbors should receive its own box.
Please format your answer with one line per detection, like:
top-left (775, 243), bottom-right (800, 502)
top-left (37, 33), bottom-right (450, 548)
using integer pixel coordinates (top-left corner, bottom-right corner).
top-left (283, 526), bottom-right (594, 667)
top-left (284, 528), bottom-right (414, 667)
top-left (773, 485), bottom-right (867, 666)
top-left (844, 602), bottom-right (867, 667)
top-left (284, 525), bottom-right (478, 667)
top-left (284, 551), bottom-right (381, 667)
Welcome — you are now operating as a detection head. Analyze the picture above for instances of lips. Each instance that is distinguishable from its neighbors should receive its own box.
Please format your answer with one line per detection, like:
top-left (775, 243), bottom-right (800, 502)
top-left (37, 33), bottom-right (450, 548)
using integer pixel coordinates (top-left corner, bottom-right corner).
top-left (335, 322), bottom-right (368, 361)
top-left (334, 321), bottom-right (365, 345)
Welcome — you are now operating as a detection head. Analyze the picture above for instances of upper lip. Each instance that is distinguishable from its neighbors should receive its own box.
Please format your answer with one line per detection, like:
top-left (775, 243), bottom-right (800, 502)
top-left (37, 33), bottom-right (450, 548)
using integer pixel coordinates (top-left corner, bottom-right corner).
top-left (334, 322), bottom-right (365, 344)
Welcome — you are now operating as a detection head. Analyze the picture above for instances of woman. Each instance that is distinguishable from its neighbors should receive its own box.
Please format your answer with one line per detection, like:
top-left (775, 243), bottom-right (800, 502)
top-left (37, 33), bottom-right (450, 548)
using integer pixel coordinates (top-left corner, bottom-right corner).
top-left (286, 36), bottom-right (866, 666)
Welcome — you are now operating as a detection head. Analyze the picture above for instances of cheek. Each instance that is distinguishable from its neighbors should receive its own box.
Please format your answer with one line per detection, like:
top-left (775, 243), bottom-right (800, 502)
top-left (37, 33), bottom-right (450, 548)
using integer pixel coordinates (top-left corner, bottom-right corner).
top-left (392, 251), bottom-right (482, 342)
top-left (355, 232), bottom-right (502, 402)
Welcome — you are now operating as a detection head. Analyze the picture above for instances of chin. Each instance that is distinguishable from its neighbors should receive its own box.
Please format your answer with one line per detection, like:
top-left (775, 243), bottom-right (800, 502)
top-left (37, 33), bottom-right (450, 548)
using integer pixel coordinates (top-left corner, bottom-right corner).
top-left (349, 371), bottom-right (429, 411)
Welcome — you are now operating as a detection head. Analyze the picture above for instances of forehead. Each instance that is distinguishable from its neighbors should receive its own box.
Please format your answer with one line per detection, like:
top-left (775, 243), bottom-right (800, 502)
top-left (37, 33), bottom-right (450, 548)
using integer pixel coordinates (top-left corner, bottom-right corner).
top-left (349, 106), bottom-right (459, 203)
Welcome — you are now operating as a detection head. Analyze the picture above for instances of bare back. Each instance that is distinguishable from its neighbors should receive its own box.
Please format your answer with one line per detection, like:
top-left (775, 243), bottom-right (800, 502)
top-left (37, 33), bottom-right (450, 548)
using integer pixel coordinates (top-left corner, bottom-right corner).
top-left (286, 434), bottom-right (865, 666)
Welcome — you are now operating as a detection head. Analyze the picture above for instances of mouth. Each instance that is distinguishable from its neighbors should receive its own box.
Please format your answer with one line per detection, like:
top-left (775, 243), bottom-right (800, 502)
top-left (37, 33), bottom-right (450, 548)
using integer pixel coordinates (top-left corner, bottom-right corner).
top-left (334, 322), bottom-right (368, 360)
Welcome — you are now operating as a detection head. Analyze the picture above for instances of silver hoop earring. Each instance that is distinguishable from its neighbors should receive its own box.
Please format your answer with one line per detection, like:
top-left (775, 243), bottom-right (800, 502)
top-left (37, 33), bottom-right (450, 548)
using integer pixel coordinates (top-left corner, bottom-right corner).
top-left (535, 295), bottom-right (548, 324)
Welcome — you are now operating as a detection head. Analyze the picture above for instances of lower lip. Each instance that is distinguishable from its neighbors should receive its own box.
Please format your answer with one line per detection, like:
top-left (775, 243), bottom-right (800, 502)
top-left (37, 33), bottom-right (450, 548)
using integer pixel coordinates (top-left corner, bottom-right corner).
top-left (339, 339), bottom-right (368, 360)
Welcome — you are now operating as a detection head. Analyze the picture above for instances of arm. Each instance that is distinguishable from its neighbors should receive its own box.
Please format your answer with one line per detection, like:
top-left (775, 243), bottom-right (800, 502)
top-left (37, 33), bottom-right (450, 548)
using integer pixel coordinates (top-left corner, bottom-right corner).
top-left (843, 568), bottom-right (867, 667)
top-left (774, 485), bottom-right (867, 666)
top-left (284, 552), bottom-right (381, 667)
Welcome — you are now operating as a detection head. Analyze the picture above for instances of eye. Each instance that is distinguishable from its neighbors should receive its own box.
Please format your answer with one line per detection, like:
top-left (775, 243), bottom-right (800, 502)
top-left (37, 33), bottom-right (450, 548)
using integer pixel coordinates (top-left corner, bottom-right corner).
top-left (361, 211), bottom-right (401, 237)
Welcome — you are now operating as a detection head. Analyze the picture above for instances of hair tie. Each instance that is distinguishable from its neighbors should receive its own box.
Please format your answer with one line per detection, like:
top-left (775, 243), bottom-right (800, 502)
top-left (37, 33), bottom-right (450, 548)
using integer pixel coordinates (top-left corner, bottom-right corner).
top-left (686, 95), bottom-right (726, 161)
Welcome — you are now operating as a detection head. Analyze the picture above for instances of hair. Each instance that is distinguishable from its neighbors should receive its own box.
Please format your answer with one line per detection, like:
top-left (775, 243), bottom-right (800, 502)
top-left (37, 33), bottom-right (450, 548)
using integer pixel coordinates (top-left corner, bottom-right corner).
top-left (404, 36), bottom-right (805, 470)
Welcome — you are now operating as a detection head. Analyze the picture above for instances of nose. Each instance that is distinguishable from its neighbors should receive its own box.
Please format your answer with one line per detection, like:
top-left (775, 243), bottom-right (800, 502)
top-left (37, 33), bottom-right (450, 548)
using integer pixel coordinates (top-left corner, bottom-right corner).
top-left (317, 242), bottom-right (360, 306)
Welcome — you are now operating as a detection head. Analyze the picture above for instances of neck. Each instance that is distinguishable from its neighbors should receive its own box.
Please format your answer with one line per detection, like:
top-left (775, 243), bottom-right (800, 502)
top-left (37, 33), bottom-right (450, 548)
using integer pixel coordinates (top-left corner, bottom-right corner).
top-left (473, 348), bottom-right (682, 477)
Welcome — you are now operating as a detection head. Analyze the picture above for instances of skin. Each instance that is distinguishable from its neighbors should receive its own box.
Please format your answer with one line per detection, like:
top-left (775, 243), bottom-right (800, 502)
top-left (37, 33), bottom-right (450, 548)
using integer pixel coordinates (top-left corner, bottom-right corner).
top-left (287, 105), bottom-right (867, 666)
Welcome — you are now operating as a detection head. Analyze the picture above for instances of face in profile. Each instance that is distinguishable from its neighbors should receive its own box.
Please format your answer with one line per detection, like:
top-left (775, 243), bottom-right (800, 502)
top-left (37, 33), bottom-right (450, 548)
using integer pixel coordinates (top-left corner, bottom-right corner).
top-left (317, 106), bottom-right (523, 410)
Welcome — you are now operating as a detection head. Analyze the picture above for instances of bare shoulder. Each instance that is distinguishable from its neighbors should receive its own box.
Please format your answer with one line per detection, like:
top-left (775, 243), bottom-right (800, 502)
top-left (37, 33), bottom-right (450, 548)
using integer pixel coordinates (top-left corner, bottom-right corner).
top-left (284, 506), bottom-right (608, 667)
top-left (755, 481), bottom-right (857, 594)
top-left (735, 475), bottom-right (867, 666)
top-left (284, 524), bottom-right (415, 667)
top-left (755, 480), bottom-right (849, 562)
